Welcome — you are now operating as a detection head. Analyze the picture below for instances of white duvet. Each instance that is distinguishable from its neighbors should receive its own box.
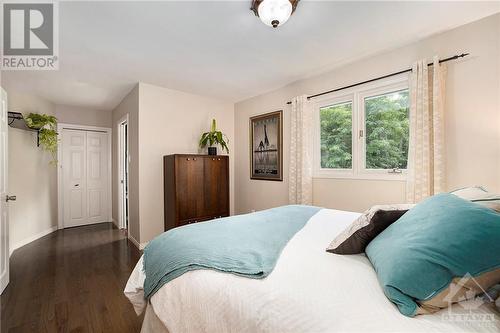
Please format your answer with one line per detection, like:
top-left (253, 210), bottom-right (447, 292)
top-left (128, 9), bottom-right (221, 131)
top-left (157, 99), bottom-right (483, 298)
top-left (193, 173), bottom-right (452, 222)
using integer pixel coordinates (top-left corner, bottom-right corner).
top-left (125, 208), bottom-right (499, 333)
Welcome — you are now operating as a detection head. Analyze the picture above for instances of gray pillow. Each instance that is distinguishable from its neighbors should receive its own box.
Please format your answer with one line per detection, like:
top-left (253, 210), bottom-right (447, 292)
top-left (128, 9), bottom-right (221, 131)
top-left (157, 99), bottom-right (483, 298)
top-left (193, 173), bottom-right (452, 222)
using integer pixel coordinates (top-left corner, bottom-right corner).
top-left (326, 204), bottom-right (414, 255)
top-left (450, 186), bottom-right (500, 212)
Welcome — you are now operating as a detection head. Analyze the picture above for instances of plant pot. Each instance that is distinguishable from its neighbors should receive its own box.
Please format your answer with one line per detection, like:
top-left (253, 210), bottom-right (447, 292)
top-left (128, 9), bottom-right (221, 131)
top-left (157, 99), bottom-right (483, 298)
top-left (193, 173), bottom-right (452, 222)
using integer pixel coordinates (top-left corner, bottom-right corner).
top-left (208, 147), bottom-right (217, 156)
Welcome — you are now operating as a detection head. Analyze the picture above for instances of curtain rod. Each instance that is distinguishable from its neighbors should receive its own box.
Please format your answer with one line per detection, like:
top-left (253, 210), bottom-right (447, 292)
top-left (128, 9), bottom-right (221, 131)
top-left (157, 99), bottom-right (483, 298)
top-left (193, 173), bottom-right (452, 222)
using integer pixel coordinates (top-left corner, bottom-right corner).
top-left (286, 53), bottom-right (469, 105)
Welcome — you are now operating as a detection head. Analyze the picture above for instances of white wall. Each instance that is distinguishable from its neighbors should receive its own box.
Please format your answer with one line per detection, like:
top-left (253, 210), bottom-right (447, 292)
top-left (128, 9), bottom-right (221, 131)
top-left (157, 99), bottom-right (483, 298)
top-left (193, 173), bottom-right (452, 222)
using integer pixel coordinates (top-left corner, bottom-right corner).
top-left (54, 104), bottom-right (112, 128)
top-left (234, 13), bottom-right (500, 214)
top-left (137, 83), bottom-right (235, 244)
top-left (6, 92), bottom-right (58, 253)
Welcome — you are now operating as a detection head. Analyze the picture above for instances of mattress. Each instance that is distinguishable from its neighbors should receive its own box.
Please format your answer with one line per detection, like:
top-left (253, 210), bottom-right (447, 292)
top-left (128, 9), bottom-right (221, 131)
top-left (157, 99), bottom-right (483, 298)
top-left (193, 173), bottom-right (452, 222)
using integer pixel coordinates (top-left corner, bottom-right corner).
top-left (125, 208), bottom-right (499, 332)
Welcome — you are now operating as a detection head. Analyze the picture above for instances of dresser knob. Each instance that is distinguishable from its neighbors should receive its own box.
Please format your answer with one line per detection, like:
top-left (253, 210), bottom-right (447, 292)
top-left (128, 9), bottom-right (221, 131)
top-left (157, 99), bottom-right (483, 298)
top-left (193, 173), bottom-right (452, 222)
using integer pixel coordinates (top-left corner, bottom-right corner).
top-left (193, 158), bottom-right (197, 161)
top-left (186, 158), bottom-right (190, 161)
top-left (217, 158), bottom-right (221, 161)
top-left (212, 158), bottom-right (215, 161)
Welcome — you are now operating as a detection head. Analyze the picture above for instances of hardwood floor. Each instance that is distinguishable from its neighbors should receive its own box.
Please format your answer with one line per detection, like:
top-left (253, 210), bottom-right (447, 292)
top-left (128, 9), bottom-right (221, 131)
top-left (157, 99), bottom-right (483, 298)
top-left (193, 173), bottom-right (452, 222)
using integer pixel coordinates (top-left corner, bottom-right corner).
top-left (0, 223), bottom-right (144, 333)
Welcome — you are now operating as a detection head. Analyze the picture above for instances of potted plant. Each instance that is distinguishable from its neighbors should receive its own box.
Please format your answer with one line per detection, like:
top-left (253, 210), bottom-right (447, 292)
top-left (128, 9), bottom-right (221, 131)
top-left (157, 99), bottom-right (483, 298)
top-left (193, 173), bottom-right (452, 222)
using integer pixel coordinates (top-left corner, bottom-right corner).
top-left (24, 113), bottom-right (58, 165)
top-left (199, 119), bottom-right (229, 155)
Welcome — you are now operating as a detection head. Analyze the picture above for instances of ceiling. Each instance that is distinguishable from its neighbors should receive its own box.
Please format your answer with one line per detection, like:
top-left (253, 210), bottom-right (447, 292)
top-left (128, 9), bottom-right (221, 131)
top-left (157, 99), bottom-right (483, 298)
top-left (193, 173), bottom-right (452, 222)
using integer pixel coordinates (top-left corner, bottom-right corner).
top-left (2, 1), bottom-right (500, 110)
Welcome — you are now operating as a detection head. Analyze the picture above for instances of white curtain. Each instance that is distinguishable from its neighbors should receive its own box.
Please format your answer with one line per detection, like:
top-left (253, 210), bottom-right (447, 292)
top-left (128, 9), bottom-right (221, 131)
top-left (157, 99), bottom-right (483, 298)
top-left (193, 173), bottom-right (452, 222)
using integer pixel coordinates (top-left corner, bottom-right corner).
top-left (406, 56), bottom-right (447, 203)
top-left (289, 95), bottom-right (313, 205)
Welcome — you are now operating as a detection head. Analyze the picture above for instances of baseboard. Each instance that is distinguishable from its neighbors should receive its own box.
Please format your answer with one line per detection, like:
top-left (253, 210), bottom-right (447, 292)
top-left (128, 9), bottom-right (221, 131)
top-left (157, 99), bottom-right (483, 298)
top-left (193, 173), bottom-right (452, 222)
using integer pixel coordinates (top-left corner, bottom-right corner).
top-left (128, 234), bottom-right (148, 250)
top-left (9, 225), bottom-right (58, 257)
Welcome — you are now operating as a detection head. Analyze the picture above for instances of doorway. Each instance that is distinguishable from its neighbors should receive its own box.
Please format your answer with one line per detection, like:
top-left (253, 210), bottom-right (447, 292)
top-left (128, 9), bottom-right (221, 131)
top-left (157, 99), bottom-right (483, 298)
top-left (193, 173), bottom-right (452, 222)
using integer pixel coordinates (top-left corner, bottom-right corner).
top-left (0, 88), bottom-right (9, 294)
top-left (57, 124), bottom-right (112, 229)
top-left (117, 115), bottom-right (129, 230)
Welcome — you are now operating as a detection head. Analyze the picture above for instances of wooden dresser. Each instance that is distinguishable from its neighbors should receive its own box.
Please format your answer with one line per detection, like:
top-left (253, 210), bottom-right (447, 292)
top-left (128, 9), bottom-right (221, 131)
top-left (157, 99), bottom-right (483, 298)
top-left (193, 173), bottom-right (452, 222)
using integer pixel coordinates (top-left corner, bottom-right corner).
top-left (163, 154), bottom-right (229, 231)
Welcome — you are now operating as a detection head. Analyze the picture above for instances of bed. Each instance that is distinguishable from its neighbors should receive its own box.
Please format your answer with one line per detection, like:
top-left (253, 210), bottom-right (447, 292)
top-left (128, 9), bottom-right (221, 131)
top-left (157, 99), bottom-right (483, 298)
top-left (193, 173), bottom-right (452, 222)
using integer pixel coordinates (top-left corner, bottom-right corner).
top-left (125, 208), bottom-right (499, 333)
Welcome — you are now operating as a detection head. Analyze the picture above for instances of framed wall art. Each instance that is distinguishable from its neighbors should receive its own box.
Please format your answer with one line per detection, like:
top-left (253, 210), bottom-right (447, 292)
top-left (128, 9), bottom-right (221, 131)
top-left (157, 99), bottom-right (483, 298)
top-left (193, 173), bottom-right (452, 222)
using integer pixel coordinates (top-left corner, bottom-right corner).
top-left (249, 110), bottom-right (283, 181)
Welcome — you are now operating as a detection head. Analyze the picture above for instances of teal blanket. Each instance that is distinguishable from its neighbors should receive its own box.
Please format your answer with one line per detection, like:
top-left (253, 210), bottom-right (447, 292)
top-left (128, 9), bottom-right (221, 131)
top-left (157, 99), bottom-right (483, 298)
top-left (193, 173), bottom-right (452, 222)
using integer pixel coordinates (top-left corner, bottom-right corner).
top-left (143, 205), bottom-right (320, 299)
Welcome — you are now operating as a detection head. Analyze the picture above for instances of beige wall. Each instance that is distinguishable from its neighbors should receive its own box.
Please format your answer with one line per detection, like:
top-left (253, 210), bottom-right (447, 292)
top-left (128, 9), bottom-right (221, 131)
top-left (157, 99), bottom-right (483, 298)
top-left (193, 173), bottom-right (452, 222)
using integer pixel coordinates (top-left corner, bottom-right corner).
top-left (6, 92), bottom-right (58, 253)
top-left (54, 104), bottom-right (112, 128)
top-left (6, 92), bottom-right (117, 253)
top-left (137, 83), bottom-right (235, 244)
top-left (5, 13), bottom-right (499, 250)
top-left (111, 83), bottom-right (235, 245)
top-left (111, 85), bottom-right (140, 243)
top-left (234, 13), bottom-right (500, 214)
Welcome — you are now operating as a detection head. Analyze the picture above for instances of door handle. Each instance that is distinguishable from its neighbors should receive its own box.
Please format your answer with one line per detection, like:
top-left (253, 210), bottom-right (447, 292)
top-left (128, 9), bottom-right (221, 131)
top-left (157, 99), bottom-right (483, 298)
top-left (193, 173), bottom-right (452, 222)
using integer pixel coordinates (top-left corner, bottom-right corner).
top-left (6, 195), bottom-right (16, 202)
top-left (74, 184), bottom-right (80, 187)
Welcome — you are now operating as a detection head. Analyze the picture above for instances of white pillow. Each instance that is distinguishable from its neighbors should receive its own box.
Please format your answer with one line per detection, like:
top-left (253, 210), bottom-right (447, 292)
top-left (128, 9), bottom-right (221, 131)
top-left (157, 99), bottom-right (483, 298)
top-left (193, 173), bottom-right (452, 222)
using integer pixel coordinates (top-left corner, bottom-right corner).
top-left (450, 186), bottom-right (500, 212)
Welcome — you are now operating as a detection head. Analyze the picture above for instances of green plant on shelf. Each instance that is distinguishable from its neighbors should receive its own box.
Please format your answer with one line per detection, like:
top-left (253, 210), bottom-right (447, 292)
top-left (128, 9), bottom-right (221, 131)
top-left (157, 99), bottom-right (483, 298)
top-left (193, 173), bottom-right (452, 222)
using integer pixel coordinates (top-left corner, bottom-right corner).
top-left (24, 113), bottom-right (58, 165)
top-left (199, 118), bottom-right (229, 153)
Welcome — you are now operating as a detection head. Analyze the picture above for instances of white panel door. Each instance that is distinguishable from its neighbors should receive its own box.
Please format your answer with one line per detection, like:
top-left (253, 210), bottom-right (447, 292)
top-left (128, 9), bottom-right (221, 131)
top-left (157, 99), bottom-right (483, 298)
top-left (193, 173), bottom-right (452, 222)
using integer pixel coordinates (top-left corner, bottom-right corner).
top-left (0, 89), bottom-right (9, 294)
top-left (62, 130), bottom-right (87, 227)
top-left (86, 132), bottom-right (108, 224)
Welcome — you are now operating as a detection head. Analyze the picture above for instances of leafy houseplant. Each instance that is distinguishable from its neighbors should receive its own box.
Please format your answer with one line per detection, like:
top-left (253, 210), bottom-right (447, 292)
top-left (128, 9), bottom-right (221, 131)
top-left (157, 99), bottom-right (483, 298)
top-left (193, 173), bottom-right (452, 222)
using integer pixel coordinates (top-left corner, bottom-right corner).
top-left (199, 119), bottom-right (229, 155)
top-left (24, 113), bottom-right (58, 165)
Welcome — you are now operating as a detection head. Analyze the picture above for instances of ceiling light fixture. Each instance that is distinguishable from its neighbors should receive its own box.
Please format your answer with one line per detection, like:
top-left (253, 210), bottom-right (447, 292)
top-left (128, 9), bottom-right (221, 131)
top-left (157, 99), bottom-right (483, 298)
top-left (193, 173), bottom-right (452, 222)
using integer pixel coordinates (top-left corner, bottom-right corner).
top-left (251, 0), bottom-right (300, 28)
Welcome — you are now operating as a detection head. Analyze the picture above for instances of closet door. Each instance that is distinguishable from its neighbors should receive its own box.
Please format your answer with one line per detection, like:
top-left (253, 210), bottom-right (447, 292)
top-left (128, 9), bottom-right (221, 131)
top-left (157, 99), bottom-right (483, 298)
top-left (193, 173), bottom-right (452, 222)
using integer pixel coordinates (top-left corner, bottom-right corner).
top-left (62, 129), bottom-right (110, 228)
top-left (216, 156), bottom-right (229, 216)
top-left (204, 156), bottom-right (229, 217)
top-left (176, 156), bottom-right (204, 223)
top-left (62, 130), bottom-right (87, 227)
top-left (86, 132), bottom-right (109, 224)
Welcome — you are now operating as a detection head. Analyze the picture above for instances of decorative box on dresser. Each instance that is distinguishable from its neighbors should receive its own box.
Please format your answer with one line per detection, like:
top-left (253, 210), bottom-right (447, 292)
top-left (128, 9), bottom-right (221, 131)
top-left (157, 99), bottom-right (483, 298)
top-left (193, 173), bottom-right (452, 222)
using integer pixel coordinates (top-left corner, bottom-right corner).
top-left (163, 154), bottom-right (229, 231)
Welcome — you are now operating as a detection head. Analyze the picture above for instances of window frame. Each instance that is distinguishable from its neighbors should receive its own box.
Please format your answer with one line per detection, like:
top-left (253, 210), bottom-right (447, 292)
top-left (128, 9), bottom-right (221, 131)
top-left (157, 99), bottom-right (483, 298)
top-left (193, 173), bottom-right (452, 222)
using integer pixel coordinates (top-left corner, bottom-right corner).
top-left (315, 94), bottom-right (356, 178)
top-left (313, 76), bottom-right (409, 181)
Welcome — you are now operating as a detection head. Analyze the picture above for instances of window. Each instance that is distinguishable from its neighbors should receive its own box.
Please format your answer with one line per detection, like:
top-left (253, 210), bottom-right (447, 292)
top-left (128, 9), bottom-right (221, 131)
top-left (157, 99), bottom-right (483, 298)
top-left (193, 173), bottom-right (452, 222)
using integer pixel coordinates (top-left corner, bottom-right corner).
top-left (314, 78), bottom-right (409, 180)
top-left (364, 90), bottom-right (409, 170)
top-left (320, 101), bottom-right (352, 169)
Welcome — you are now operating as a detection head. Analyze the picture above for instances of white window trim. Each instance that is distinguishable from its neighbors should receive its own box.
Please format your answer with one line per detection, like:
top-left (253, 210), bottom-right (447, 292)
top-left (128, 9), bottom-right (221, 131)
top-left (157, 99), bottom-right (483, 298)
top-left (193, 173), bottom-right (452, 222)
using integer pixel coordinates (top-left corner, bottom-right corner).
top-left (313, 75), bottom-right (409, 181)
